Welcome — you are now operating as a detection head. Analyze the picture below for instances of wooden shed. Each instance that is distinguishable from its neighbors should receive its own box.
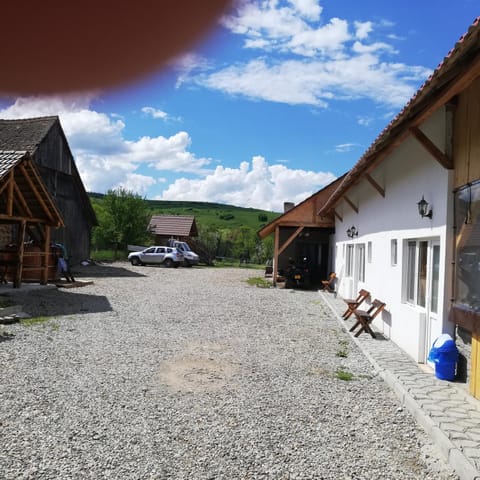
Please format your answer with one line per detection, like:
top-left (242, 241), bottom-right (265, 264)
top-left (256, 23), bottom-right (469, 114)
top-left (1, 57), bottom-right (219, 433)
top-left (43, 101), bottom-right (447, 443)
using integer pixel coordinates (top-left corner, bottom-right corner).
top-left (0, 116), bottom-right (97, 264)
top-left (148, 215), bottom-right (198, 244)
top-left (258, 176), bottom-right (344, 286)
top-left (0, 151), bottom-right (64, 287)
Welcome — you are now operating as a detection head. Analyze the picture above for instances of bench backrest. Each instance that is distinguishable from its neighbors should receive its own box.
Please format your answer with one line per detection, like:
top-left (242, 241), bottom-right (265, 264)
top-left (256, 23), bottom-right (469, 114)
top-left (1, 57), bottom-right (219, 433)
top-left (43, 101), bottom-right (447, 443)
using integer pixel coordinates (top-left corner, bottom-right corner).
top-left (366, 299), bottom-right (386, 319)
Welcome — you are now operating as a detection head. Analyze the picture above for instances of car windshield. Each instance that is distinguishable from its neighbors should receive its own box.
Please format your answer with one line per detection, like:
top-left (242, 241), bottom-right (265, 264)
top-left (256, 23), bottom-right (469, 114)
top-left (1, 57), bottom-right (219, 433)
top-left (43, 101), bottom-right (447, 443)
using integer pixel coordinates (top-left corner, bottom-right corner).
top-left (178, 242), bottom-right (191, 251)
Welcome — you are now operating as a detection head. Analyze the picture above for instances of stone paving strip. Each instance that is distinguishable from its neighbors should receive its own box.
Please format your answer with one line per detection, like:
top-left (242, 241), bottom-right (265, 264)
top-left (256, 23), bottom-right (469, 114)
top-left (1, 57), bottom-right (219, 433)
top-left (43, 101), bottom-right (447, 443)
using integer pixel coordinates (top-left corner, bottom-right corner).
top-left (0, 264), bottom-right (463, 479)
top-left (320, 291), bottom-right (480, 480)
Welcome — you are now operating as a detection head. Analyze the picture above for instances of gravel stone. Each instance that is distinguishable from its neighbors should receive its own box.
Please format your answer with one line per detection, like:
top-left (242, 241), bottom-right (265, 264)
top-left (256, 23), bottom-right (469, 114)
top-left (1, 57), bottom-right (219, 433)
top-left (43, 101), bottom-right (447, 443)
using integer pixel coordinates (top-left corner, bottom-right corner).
top-left (0, 263), bottom-right (459, 479)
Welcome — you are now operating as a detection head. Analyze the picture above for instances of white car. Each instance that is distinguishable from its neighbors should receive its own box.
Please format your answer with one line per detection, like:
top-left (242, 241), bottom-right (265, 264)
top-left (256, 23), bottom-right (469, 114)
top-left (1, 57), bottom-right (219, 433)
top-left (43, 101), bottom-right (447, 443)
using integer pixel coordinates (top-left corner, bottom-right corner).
top-left (128, 246), bottom-right (184, 268)
top-left (172, 241), bottom-right (200, 267)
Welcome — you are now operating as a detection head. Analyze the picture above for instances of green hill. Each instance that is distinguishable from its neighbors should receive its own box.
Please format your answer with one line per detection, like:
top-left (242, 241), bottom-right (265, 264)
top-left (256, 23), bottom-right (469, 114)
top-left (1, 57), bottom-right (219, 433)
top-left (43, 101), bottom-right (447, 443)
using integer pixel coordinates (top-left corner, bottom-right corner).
top-left (89, 193), bottom-right (280, 231)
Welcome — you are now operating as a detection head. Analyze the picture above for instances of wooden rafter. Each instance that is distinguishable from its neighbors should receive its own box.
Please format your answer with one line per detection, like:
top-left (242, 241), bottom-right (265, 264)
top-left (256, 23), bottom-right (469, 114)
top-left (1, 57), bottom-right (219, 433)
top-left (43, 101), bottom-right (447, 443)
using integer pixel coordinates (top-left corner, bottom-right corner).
top-left (365, 173), bottom-right (385, 197)
top-left (13, 181), bottom-right (33, 217)
top-left (409, 126), bottom-right (453, 169)
top-left (24, 160), bottom-right (64, 227)
top-left (333, 209), bottom-right (343, 222)
top-left (18, 163), bottom-right (55, 224)
top-left (343, 195), bottom-right (359, 213)
top-left (7, 170), bottom-right (14, 216)
top-left (278, 226), bottom-right (304, 256)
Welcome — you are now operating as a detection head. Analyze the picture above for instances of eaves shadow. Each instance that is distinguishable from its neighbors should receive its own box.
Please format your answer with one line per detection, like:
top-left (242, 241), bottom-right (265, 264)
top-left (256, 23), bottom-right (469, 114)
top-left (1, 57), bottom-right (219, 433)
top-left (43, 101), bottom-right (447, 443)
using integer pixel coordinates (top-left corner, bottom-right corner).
top-left (72, 262), bottom-right (146, 278)
top-left (4, 288), bottom-right (112, 317)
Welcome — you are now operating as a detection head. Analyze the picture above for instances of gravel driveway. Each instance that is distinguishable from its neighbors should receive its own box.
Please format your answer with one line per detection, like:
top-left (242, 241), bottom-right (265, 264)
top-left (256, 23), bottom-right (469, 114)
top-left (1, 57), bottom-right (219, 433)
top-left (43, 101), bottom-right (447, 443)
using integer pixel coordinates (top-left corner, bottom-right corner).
top-left (0, 263), bottom-right (457, 479)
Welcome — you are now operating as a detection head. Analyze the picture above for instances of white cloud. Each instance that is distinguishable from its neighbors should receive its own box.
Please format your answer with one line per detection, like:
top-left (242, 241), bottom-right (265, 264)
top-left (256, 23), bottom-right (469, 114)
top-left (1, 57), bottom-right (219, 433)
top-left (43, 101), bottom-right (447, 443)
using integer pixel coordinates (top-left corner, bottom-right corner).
top-left (192, 1), bottom-right (431, 109)
top-left (0, 96), bottom-right (211, 195)
top-left (357, 116), bottom-right (373, 126)
top-left (159, 155), bottom-right (336, 212)
top-left (289, 0), bottom-right (322, 20)
top-left (335, 143), bottom-right (359, 153)
top-left (141, 106), bottom-right (168, 119)
top-left (354, 21), bottom-right (373, 40)
top-left (197, 54), bottom-right (430, 108)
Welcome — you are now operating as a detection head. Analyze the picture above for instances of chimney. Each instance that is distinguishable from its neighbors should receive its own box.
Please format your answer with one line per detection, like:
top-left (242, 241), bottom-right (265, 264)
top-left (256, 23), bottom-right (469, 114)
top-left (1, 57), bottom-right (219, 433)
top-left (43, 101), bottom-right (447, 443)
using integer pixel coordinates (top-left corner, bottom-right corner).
top-left (284, 202), bottom-right (295, 213)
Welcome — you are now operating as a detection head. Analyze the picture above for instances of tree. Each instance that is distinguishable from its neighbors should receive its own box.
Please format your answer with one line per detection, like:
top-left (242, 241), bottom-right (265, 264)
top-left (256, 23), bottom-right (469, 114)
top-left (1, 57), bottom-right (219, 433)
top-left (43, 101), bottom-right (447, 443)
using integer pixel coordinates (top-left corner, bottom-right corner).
top-left (92, 188), bottom-right (150, 257)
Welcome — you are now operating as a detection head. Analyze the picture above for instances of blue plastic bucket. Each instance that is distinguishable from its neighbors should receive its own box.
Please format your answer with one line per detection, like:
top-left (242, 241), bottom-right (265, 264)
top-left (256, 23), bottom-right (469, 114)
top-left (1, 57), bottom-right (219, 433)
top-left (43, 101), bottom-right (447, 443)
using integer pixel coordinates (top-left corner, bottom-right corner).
top-left (428, 334), bottom-right (458, 381)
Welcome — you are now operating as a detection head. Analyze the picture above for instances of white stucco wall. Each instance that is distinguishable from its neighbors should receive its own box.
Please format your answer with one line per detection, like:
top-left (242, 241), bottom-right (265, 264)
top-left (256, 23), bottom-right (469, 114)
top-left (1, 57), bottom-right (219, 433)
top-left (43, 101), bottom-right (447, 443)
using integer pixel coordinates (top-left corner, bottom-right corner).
top-left (333, 108), bottom-right (455, 362)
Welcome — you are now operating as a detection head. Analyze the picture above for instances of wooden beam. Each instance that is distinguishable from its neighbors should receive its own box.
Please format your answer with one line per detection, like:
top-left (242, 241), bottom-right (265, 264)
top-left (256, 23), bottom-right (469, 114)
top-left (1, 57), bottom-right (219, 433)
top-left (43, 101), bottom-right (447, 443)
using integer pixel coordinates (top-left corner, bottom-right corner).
top-left (7, 170), bottom-right (14, 216)
top-left (18, 163), bottom-right (56, 224)
top-left (343, 195), bottom-right (358, 213)
top-left (0, 214), bottom-right (50, 224)
top-left (333, 210), bottom-right (343, 222)
top-left (273, 225), bottom-right (280, 287)
top-left (278, 226), bottom-right (304, 256)
top-left (13, 181), bottom-right (33, 217)
top-left (365, 173), bottom-right (385, 197)
top-left (14, 220), bottom-right (26, 288)
top-left (410, 126), bottom-right (453, 169)
top-left (41, 226), bottom-right (51, 285)
top-left (23, 160), bottom-right (64, 227)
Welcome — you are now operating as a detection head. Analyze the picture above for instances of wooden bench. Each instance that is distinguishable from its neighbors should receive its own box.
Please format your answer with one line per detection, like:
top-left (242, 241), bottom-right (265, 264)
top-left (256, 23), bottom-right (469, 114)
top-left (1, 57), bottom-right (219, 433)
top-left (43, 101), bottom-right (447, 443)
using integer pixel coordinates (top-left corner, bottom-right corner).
top-left (349, 299), bottom-right (386, 338)
top-left (342, 289), bottom-right (370, 320)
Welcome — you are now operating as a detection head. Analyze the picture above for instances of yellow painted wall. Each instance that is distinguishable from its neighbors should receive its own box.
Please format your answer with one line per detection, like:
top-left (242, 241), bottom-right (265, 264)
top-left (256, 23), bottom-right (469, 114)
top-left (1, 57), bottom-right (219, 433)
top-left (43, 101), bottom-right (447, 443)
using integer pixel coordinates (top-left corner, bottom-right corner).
top-left (454, 76), bottom-right (480, 399)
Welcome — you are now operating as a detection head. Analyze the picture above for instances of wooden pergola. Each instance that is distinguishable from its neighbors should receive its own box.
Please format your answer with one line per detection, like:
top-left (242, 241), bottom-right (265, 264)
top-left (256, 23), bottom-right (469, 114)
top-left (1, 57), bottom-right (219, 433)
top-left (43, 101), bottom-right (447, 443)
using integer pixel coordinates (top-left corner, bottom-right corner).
top-left (258, 176), bottom-right (344, 286)
top-left (0, 150), bottom-right (64, 287)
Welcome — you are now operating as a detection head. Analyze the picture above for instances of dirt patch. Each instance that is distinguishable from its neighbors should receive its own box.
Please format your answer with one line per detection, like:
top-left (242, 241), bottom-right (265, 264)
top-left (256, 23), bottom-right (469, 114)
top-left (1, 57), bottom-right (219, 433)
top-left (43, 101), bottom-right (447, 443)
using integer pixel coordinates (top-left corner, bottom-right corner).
top-left (157, 341), bottom-right (239, 393)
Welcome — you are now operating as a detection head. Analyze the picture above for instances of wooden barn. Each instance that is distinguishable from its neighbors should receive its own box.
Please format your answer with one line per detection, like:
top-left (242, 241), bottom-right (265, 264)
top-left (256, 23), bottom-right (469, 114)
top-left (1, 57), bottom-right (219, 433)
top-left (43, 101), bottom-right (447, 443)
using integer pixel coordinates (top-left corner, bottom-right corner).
top-left (0, 116), bottom-right (97, 264)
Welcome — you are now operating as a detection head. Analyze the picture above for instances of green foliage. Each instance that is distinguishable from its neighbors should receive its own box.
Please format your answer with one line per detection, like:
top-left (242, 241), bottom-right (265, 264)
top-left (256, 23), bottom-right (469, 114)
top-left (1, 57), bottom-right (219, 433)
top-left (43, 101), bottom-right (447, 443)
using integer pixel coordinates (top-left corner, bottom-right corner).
top-left (90, 250), bottom-right (119, 262)
top-left (246, 276), bottom-right (272, 288)
top-left (91, 188), bottom-right (150, 257)
top-left (89, 195), bottom-right (280, 263)
top-left (336, 369), bottom-right (354, 381)
top-left (21, 316), bottom-right (52, 326)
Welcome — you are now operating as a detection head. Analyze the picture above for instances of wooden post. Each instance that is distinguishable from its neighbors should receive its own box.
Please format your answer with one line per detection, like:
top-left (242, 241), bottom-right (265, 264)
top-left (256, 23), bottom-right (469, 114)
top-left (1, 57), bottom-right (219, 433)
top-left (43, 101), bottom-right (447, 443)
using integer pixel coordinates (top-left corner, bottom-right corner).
top-left (471, 327), bottom-right (480, 399)
top-left (14, 220), bottom-right (26, 288)
top-left (41, 225), bottom-right (51, 285)
top-left (273, 225), bottom-right (280, 287)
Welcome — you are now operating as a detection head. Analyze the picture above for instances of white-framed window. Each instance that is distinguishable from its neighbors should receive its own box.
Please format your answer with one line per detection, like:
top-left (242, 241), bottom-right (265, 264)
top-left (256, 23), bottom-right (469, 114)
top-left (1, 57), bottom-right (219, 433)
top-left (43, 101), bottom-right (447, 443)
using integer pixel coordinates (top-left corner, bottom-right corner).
top-left (356, 244), bottom-right (365, 282)
top-left (391, 239), bottom-right (397, 266)
top-left (367, 241), bottom-right (372, 263)
top-left (405, 240), bottom-right (428, 307)
top-left (346, 244), bottom-right (354, 277)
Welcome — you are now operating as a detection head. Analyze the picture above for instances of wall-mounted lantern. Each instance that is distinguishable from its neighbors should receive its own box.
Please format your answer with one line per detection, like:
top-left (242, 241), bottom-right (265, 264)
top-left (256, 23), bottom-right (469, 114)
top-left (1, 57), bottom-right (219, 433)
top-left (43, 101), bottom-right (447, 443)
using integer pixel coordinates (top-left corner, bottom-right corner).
top-left (417, 195), bottom-right (433, 219)
top-left (346, 225), bottom-right (358, 238)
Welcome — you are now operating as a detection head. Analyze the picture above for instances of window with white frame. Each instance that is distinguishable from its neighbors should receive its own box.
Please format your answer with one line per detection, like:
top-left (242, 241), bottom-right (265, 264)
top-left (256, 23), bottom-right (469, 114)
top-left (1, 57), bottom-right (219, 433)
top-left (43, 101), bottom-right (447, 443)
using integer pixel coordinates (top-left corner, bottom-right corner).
top-left (367, 241), bottom-right (372, 263)
top-left (345, 244), bottom-right (354, 277)
top-left (405, 240), bottom-right (428, 307)
top-left (356, 244), bottom-right (365, 282)
top-left (391, 239), bottom-right (397, 266)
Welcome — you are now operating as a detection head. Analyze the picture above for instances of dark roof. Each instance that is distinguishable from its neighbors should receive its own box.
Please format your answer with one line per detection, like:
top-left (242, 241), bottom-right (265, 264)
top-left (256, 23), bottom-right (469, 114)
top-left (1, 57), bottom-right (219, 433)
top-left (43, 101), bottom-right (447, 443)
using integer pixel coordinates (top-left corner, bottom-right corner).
top-left (0, 116), bottom-right (97, 226)
top-left (318, 16), bottom-right (480, 215)
top-left (0, 116), bottom-right (58, 152)
top-left (257, 174), bottom-right (346, 239)
top-left (148, 215), bottom-right (198, 237)
top-left (0, 150), bottom-right (64, 227)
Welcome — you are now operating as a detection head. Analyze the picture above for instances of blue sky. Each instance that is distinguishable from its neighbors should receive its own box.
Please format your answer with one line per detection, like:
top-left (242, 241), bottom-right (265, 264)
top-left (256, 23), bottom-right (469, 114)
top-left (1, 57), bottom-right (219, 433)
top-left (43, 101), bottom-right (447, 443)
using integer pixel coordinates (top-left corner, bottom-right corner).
top-left (0, 1), bottom-right (478, 212)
